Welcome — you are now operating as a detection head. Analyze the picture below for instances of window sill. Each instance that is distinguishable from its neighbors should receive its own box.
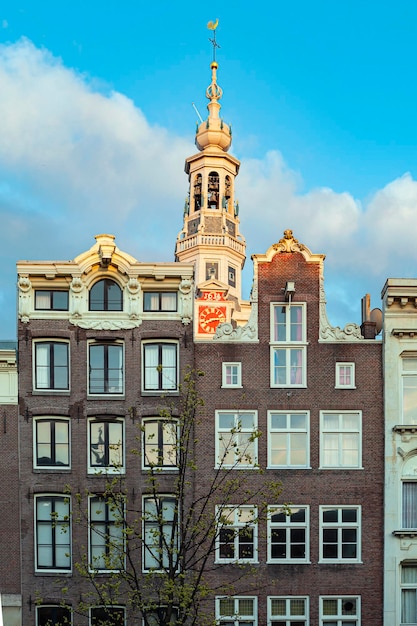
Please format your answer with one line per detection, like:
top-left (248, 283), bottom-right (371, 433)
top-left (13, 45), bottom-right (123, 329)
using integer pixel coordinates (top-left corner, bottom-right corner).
top-left (318, 559), bottom-right (362, 564)
top-left (141, 390), bottom-right (179, 397)
top-left (87, 394), bottom-right (125, 400)
top-left (32, 390), bottom-right (70, 396)
top-left (33, 467), bottom-right (71, 472)
top-left (267, 466), bottom-right (311, 470)
top-left (221, 385), bottom-right (243, 390)
top-left (142, 467), bottom-right (179, 472)
top-left (393, 425), bottom-right (417, 434)
top-left (319, 466), bottom-right (363, 470)
top-left (335, 385), bottom-right (356, 390)
top-left (270, 385), bottom-right (307, 389)
top-left (267, 559), bottom-right (310, 565)
top-left (393, 530), bottom-right (417, 538)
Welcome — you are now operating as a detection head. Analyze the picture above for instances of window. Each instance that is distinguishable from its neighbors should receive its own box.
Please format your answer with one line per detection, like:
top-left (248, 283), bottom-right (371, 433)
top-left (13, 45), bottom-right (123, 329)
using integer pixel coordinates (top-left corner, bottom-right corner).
top-left (216, 597), bottom-right (257, 626)
top-left (320, 597), bottom-right (360, 625)
top-left (268, 596), bottom-right (308, 626)
top-left (268, 411), bottom-right (309, 468)
top-left (35, 290), bottom-right (69, 311)
top-left (89, 279), bottom-right (122, 311)
top-left (320, 507), bottom-right (360, 562)
top-left (228, 266), bottom-right (236, 288)
top-left (36, 606), bottom-right (72, 625)
top-left (90, 607), bottom-right (125, 625)
top-left (143, 496), bottom-right (178, 571)
top-left (402, 456), bottom-right (417, 529)
top-left (335, 363), bottom-right (355, 389)
top-left (216, 410), bottom-right (258, 468)
top-left (403, 357), bottom-right (417, 424)
top-left (89, 342), bottom-right (124, 394)
top-left (143, 342), bottom-right (178, 392)
top-left (320, 412), bottom-right (361, 469)
top-left (88, 419), bottom-right (124, 473)
top-left (143, 292), bottom-right (177, 312)
top-left (143, 419), bottom-right (178, 468)
top-left (401, 564), bottom-right (417, 624)
top-left (270, 303), bottom-right (306, 387)
top-left (89, 496), bottom-right (125, 571)
top-left (217, 506), bottom-right (257, 563)
top-left (35, 495), bottom-right (71, 572)
top-left (34, 341), bottom-right (69, 391)
top-left (34, 418), bottom-right (70, 468)
top-left (143, 607), bottom-right (179, 625)
top-left (268, 506), bottom-right (309, 563)
top-left (222, 362), bottom-right (242, 388)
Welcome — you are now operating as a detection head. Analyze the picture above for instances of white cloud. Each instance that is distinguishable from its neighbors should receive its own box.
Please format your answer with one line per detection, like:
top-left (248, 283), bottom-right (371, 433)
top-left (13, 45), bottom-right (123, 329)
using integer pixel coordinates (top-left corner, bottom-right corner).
top-left (1, 19), bottom-right (8, 29)
top-left (0, 37), bottom-right (417, 337)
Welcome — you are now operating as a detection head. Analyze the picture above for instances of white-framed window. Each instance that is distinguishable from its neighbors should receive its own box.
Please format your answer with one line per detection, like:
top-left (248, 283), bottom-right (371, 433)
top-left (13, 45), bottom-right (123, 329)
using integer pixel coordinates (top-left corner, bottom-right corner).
top-left (89, 495), bottom-right (125, 571)
top-left (88, 418), bottom-right (124, 474)
top-left (216, 596), bottom-right (257, 626)
top-left (36, 606), bottom-right (72, 625)
top-left (88, 342), bottom-right (124, 395)
top-left (89, 279), bottom-right (123, 311)
top-left (335, 363), bottom-right (355, 389)
top-left (35, 495), bottom-right (71, 572)
top-left (402, 356), bottom-right (417, 424)
top-left (216, 506), bottom-right (257, 563)
top-left (35, 290), bottom-right (69, 311)
top-left (216, 410), bottom-right (258, 468)
top-left (268, 506), bottom-right (309, 563)
top-left (270, 303), bottom-right (307, 388)
top-left (268, 411), bottom-right (309, 468)
top-left (34, 417), bottom-right (70, 469)
top-left (268, 596), bottom-right (309, 625)
top-left (320, 411), bottom-right (362, 469)
top-left (402, 456), bottom-right (417, 528)
top-left (401, 563), bottom-right (417, 624)
top-left (222, 362), bottom-right (242, 388)
top-left (90, 606), bottom-right (125, 625)
top-left (143, 292), bottom-right (177, 312)
top-left (142, 419), bottom-right (178, 468)
top-left (320, 596), bottom-right (360, 625)
top-left (142, 341), bottom-right (178, 392)
top-left (143, 496), bottom-right (178, 572)
top-left (34, 340), bottom-right (69, 391)
top-left (320, 506), bottom-right (361, 562)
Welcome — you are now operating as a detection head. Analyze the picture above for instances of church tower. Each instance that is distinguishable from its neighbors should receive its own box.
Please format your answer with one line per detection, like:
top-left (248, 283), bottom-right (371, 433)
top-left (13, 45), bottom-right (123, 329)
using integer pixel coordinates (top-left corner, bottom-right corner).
top-left (175, 33), bottom-right (248, 336)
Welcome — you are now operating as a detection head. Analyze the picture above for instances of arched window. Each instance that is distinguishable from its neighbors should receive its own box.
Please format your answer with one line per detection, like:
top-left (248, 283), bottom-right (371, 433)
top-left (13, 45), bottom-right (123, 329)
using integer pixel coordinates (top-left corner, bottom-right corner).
top-left (208, 171), bottom-right (219, 209)
top-left (89, 279), bottom-right (122, 311)
top-left (193, 174), bottom-right (202, 212)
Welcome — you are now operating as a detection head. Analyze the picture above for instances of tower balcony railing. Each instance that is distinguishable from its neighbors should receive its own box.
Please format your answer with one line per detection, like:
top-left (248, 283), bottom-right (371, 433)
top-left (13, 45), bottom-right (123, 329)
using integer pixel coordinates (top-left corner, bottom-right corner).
top-left (176, 233), bottom-right (246, 256)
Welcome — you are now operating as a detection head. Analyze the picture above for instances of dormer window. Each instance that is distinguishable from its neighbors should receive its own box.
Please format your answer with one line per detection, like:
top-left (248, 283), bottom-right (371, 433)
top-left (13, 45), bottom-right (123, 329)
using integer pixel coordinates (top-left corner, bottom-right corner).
top-left (208, 171), bottom-right (219, 209)
top-left (89, 279), bottom-right (122, 311)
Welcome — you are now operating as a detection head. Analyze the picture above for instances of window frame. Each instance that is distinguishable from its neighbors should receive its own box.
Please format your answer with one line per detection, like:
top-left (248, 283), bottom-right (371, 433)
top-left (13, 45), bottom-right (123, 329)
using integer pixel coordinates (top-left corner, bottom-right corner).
top-left (142, 341), bottom-right (179, 393)
top-left (33, 417), bottom-right (70, 469)
top-left (90, 606), bottom-right (125, 625)
top-left (216, 505), bottom-right (258, 564)
top-left (35, 290), bottom-right (69, 311)
top-left (402, 356), bottom-right (417, 425)
top-left (89, 278), bottom-right (123, 311)
top-left (142, 418), bottom-right (179, 469)
top-left (268, 596), bottom-right (309, 626)
top-left (401, 563), bottom-right (417, 624)
top-left (36, 605), bottom-right (72, 626)
top-left (215, 410), bottom-right (258, 469)
top-left (319, 596), bottom-right (360, 625)
top-left (319, 506), bottom-right (361, 563)
top-left (268, 505), bottom-right (309, 564)
top-left (270, 303), bottom-right (307, 388)
top-left (143, 495), bottom-right (178, 572)
top-left (268, 410), bottom-right (310, 469)
top-left (222, 362), bottom-right (242, 388)
top-left (89, 495), bottom-right (125, 572)
top-left (143, 291), bottom-right (178, 312)
top-left (88, 418), bottom-right (125, 474)
top-left (33, 340), bottom-right (70, 392)
top-left (335, 362), bottom-right (356, 389)
top-left (320, 411), bottom-right (362, 469)
top-left (88, 341), bottom-right (124, 396)
top-left (216, 596), bottom-right (257, 626)
top-left (35, 494), bottom-right (71, 573)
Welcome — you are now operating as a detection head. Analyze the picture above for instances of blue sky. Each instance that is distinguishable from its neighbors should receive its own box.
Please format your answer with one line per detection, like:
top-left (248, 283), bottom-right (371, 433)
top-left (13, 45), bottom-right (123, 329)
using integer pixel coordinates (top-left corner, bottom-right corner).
top-left (2, 1), bottom-right (417, 338)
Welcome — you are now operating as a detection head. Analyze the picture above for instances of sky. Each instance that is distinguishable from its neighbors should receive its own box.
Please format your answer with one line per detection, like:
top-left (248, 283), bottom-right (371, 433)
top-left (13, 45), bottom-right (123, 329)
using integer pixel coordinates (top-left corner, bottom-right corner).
top-left (2, 1), bottom-right (417, 338)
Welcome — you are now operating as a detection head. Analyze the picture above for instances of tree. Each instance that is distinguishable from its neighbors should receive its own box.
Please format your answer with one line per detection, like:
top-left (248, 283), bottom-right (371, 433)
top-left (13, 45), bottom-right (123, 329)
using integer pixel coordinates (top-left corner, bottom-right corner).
top-left (59, 370), bottom-right (284, 625)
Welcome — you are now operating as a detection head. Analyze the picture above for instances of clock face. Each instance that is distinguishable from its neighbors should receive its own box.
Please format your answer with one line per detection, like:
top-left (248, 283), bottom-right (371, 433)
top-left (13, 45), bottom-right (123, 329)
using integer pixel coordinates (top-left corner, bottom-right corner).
top-left (198, 305), bottom-right (227, 334)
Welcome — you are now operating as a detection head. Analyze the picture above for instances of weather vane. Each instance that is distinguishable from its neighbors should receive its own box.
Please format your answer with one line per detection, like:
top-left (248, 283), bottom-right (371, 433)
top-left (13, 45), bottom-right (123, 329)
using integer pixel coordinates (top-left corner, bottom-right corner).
top-left (207, 19), bottom-right (220, 62)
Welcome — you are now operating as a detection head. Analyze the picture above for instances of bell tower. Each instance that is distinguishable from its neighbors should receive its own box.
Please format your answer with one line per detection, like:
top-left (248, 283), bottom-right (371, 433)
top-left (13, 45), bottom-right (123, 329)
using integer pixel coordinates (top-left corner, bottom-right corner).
top-left (175, 34), bottom-right (246, 306)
